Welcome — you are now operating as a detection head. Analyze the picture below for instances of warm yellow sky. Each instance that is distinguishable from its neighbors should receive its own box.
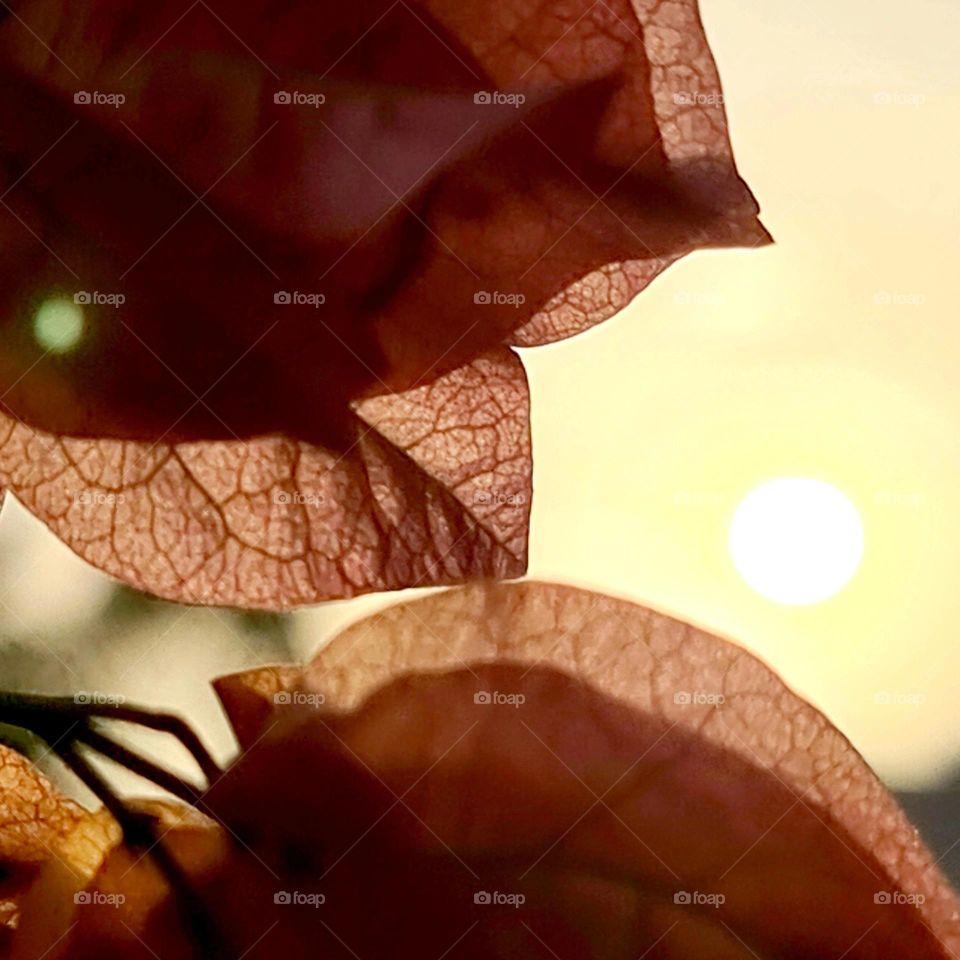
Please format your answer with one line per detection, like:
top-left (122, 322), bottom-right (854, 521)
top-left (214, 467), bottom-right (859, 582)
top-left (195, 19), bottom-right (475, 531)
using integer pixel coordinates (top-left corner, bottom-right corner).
top-left (519, 0), bottom-right (960, 787)
top-left (289, 0), bottom-right (960, 787)
top-left (0, 0), bottom-right (957, 789)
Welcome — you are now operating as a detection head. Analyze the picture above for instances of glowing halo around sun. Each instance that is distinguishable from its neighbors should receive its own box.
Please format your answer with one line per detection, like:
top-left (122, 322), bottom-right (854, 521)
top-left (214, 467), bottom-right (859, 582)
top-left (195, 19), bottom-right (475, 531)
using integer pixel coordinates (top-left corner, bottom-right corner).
top-left (729, 478), bottom-right (864, 605)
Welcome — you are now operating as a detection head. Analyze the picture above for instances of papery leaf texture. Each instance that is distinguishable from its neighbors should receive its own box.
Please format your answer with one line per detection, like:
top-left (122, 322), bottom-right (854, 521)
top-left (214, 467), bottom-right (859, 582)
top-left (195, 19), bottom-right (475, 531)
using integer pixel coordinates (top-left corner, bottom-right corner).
top-left (0, 0), bottom-right (767, 606)
top-left (0, 583), bottom-right (954, 958)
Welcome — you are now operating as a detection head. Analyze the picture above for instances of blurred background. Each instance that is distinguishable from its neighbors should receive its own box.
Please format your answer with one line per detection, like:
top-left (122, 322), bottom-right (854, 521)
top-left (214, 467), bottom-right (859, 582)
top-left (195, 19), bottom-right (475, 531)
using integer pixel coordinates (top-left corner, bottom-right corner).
top-left (1, 0), bottom-right (959, 879)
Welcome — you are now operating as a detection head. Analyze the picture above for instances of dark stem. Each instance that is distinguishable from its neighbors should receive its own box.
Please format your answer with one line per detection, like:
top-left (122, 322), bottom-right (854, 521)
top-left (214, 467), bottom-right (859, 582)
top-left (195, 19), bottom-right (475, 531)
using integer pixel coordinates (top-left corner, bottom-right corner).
top-left (0, 691), bottom-right (227, 957)
top-left (0, 692), bottom-right (222, 783)
top-left (57, 742), bottom-right (227, 957)
top-left (74, 725), bottom-right (205, 806)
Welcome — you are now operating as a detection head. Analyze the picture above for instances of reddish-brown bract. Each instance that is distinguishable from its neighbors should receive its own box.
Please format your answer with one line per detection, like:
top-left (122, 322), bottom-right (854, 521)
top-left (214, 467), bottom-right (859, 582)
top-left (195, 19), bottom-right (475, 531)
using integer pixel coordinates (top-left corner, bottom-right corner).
top-left (4, 583), bottom-right (957, 958)
top-left (0, 0), bottom-right (768, 605)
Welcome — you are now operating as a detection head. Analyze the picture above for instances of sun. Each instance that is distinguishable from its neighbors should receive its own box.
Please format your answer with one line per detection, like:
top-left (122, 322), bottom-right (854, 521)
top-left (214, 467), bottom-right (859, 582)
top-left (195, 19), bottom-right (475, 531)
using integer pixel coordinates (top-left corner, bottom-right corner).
top-left (729, 478), bottom-right (864, 605)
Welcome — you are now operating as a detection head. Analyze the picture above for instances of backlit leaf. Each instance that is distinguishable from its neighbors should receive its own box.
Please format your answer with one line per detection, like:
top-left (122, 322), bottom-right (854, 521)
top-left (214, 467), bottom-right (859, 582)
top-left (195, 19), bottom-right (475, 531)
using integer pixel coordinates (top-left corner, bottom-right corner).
top-left (0, 0), bottom-right (766, 604)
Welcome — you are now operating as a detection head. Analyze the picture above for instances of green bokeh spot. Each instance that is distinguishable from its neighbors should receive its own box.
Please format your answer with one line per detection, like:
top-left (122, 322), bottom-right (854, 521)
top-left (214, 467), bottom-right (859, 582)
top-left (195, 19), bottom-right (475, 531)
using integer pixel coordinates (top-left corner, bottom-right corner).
top-left (33, 297), bottom-right (85, 353)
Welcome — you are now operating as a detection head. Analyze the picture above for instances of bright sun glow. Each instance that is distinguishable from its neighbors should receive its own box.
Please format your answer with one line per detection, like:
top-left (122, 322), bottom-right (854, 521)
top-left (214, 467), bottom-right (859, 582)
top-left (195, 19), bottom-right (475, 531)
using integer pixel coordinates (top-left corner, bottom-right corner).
top-left (33, 296), bottom-right (85, 353)
top-left (729, 478), bottom-right (864, 605)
